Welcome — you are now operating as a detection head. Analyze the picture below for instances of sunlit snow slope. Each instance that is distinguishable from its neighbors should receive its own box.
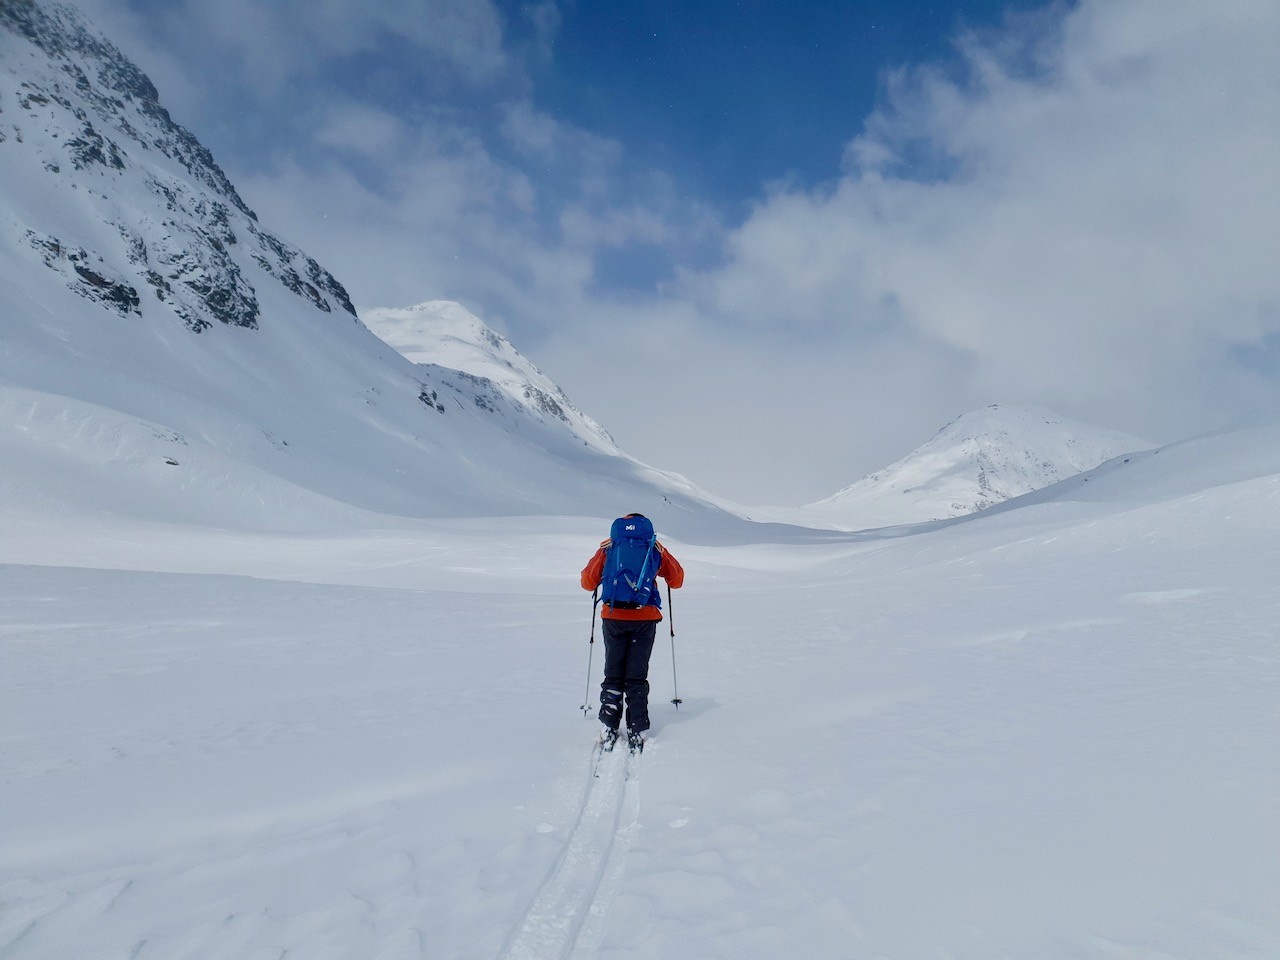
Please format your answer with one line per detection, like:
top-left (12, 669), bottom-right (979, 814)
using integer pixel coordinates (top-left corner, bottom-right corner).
top-left (363, 301), bottom-right (619, 455)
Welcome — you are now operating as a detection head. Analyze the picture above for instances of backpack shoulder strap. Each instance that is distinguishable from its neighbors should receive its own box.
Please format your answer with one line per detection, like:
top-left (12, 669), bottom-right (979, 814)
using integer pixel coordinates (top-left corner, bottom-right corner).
top-left (633, 534), bottom-right (658, 588)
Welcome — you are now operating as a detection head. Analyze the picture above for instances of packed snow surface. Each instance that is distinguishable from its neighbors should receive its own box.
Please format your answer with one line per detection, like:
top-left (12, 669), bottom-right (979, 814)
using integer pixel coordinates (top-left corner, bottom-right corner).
top-left (4, 415), bottom-right (1279, 960)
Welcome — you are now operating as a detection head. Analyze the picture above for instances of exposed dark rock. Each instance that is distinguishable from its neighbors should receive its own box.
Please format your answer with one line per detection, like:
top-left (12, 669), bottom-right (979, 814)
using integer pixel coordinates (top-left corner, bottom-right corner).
top-left (305, 257), bottom-right (357, 317)
top-left (523, 386), bottom-right (569, 423)
top-left (251, 254), bottom-right (332, 313)
top-left (65, 118), bottom-right (125, 169)
top-left (25, 229), bottom-right (141, 317)
top-left (249, 225), bottom-right (358, 318)
top-left (112, 222), bottom-right (147, 264)
top-left (453, 372), bottom-right (512, 416)
top-left (418, 387), bottom-right (445, 413)
top-left (153, 220), bottom-right (259, 330)
top-left (143, 269), bottom-right (172, 302)
top-left (72, 262), bottom-right (139, 311)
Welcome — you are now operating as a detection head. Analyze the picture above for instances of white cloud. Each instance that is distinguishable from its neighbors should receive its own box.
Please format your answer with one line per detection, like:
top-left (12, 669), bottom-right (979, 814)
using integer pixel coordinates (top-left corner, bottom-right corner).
top-left (61, 0), bottom-right (1280, 503)
top-left (180, 0), bottom-right (509, 89)
top-left (215, 0), bottom-right (1280, 503)
top-left (678, 0), bottom-right (1280, 471)
top-left (313, 105), bottom-right (408, 156)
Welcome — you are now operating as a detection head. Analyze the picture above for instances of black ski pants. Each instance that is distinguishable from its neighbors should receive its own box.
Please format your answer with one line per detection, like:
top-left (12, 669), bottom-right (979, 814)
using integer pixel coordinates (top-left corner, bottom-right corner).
top-left (598, 618), bottom-right (657, 733)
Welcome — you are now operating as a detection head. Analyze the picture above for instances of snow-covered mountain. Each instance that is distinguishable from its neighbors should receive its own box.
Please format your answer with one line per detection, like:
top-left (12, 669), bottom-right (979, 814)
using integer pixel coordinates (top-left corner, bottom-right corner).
top-left (805, 404), bottom-right (1150, 528)
top-left (363, 301), bottom-right (618, 455)
top-left (0, 1), bottom-right (738, 535)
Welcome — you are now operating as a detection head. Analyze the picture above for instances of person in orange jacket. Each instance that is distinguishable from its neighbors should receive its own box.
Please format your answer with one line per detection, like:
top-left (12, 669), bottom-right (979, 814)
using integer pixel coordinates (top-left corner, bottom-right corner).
top-left (581, 513), bottom-right (684, 748)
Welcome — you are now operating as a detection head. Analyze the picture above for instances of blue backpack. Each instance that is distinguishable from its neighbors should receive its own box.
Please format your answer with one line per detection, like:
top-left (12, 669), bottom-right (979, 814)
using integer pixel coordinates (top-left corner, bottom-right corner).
top-left (602, 515), bottom-right (661, 610)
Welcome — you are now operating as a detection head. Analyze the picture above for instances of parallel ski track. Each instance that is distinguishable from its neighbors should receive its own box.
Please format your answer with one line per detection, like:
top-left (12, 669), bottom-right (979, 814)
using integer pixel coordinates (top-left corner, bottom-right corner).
top-left (498, 743), bottom-right (642, 960)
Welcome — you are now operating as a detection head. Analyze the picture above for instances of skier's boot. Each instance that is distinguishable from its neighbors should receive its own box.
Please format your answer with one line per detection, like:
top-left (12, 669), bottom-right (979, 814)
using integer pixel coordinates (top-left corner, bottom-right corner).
top-left (598, 687), bottom-right (623, 733)
top-left (627, 729), bottom-right (646, 754)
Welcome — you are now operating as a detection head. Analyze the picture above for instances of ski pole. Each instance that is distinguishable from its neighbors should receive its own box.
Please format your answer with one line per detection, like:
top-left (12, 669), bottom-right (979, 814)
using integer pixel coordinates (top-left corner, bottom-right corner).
top-left (581, 589), bottom-right (599, 717)
top-left (668, 583), bottom-right (682, 709)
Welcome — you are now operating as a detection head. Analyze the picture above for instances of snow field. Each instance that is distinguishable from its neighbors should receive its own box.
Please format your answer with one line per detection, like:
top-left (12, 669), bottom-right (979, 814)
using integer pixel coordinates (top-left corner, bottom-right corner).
top-left (2, 567), bottom-right (567, 959)
top-left (4, 464), bottom-right (1280, 959)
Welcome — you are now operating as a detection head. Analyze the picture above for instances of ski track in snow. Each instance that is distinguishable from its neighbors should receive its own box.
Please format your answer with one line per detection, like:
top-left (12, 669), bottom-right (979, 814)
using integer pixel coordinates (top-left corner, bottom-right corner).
top-left (499, 744), bottom-right (642, 960)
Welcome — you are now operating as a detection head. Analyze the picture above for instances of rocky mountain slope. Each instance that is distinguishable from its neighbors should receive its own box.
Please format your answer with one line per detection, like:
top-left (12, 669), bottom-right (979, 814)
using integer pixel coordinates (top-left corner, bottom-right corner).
top-left (1, 0), bottom-right (355, 331)
top-left (0, 0), bottom-right (737, 535)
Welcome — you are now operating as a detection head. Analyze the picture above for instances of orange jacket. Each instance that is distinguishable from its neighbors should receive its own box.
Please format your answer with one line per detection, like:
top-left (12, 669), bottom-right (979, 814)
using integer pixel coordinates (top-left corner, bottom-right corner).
top-left (581, 538), bottom-right (684, 620)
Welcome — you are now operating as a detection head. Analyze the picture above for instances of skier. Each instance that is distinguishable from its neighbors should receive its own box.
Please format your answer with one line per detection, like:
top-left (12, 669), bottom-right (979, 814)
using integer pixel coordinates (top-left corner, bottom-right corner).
top-left (580, 513), bottom-right (684, 751)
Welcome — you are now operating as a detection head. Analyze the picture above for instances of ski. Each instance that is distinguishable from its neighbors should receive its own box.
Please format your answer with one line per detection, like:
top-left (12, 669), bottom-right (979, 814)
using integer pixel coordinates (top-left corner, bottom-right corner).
top-left (592, 728), bottom-right (647, 779)
top-left (592, 727), bottom-right (620, 777)
top-left (624, 732), bottom-right (649, 780)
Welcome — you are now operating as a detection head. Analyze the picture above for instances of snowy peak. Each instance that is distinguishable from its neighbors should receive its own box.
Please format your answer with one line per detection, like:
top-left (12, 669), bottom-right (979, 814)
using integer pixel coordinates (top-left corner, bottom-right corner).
top-left (362, 301), bottom-right (618, 453)
top-left (808, 404), bottom-right (1150, 527)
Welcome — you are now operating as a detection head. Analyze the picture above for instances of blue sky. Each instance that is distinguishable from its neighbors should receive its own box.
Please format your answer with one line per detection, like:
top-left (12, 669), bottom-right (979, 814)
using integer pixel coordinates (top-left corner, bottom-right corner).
top-left (529, 2), bottom-right (1040, 209)
top-left (71, 0), bottom-right (1280, 503)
